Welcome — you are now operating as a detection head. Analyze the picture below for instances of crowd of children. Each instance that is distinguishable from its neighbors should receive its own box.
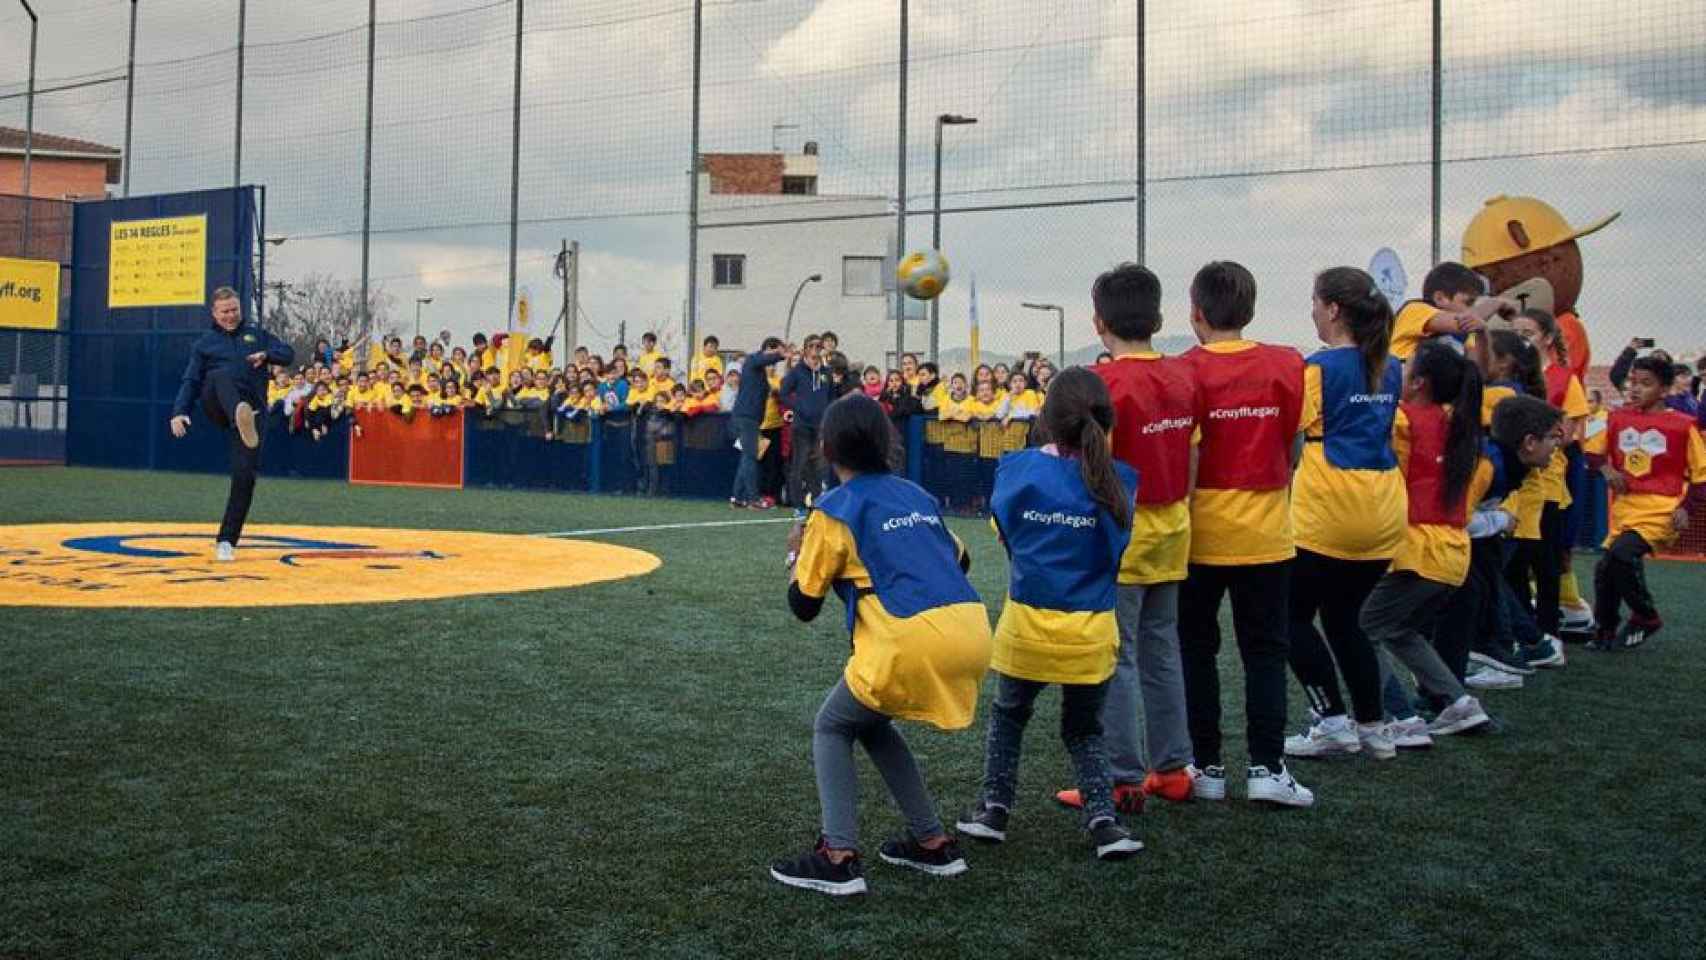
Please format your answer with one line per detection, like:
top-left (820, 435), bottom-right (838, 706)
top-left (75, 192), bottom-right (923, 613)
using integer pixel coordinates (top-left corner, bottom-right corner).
top-left (767, 259), bottom-right (1706, 897)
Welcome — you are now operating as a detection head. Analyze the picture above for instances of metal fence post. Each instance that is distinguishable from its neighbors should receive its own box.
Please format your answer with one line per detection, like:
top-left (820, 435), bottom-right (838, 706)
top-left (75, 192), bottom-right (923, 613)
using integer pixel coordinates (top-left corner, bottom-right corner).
top-left (20, 1), bottom-right (37, 257)
top-left (1136, 0), bottom-right (1146, 266)
top-left (894, 0), bottom-right (908, 358)
top-left (1430, 0), bottom-right (1442, 266)
top-left (359, 0), bottom-right (376, 353)
top-left (234, 0), bottom-right (246, 187)
top-left (124, 0), bottom-right (137, 197)
top-left (506, 0), bottom-right (524, 328)
top-left (685, 0), bottom-right (701, 366)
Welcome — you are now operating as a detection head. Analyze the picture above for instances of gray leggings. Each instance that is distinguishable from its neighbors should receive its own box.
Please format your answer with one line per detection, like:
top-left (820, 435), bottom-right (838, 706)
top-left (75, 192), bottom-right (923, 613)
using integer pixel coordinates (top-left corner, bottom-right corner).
top-left (813, 678), bottom-right (945, 851)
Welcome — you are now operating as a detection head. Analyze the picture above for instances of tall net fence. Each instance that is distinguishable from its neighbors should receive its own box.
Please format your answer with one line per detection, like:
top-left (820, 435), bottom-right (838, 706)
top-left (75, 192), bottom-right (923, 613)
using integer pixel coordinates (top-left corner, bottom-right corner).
top-left (0, 0), bottom-right (1702, 376)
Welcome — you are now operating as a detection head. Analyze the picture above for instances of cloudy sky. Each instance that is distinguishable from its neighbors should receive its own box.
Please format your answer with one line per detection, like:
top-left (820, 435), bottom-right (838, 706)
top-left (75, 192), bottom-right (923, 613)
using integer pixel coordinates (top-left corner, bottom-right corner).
top-left (3, 0), bottom-right (1703, 365)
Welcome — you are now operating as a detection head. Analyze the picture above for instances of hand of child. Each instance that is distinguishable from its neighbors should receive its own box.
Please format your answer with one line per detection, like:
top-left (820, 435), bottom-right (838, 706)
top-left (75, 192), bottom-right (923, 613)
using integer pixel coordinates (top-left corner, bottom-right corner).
top-left (784, 520), bottom-right (805, 569)
top-left (1604, 466), bottom-right (1628, 495)
top-left (1674, 508), bottom-right (1691, 534)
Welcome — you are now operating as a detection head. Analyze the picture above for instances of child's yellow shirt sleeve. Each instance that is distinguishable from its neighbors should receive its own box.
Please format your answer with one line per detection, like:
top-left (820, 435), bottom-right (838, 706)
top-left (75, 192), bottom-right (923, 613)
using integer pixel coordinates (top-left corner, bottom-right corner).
top-left (794, 512), bottom-right (851, 599)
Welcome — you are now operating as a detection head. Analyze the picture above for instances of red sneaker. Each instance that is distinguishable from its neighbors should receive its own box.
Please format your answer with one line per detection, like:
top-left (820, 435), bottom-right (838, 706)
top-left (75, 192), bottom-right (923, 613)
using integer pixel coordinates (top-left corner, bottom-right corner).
top-left (1053, 784), bottom-right (1143, 814)
top-left (1140, 767), bottom-right (1195, 803)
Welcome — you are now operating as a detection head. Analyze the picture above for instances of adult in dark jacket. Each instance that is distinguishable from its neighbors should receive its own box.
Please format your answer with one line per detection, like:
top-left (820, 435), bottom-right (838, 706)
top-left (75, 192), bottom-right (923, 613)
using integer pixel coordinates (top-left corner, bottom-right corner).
top-left (779, 336), bottom-right (832, 508)
top-left (730, 337), bottom-right (786, 507)
top-left (168, 286), bottom-right (295, 559)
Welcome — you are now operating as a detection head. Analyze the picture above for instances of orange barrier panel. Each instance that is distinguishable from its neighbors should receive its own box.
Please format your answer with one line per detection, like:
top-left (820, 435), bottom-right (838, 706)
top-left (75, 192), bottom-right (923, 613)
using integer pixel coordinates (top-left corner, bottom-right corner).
top-left (348, 409), bottom-right (464, 489)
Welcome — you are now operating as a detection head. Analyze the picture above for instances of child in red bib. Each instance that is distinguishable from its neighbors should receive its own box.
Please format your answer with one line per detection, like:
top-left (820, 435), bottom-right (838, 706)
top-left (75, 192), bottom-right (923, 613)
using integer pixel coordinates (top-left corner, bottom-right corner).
top-left (1586, 354), bottom-right (1706, 649)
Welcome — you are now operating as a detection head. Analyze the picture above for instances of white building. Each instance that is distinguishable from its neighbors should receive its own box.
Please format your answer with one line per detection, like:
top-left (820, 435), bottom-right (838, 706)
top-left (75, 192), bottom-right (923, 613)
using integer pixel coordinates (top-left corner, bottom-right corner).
top-left (694, 146), bottom-right (917, 367)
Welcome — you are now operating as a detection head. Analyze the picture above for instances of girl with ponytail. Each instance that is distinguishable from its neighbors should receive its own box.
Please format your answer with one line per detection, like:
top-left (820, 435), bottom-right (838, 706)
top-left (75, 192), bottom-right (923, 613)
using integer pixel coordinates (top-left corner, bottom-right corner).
top-left (957, 367), bottom-right (1143, 860)
top-left (1284, 268), bottom-right (1408, 760)
top-left (1358, 338), bottom-right (1494, 738)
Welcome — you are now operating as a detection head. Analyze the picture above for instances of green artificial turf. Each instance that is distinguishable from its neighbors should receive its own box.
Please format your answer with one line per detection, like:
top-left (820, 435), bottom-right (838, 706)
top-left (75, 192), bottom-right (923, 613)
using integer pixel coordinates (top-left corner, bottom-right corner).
top-left (2, 468), bottom-right (1702, 958)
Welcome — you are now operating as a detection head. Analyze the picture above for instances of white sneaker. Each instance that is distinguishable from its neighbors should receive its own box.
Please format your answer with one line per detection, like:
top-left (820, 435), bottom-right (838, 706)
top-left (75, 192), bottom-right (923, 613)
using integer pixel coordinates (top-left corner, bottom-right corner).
top-left (1466, 666), bottom-right (1524, 690)
top-left (1357, 722), bottom-right (1396, 760)
top-left (234, 401), bottom-right (260, 449)
top-left (1246, 763), bottom-right (1315, 808)
top-left (1428, 695), bottom-right (1490, 736)
top-left (214, 541), bottom-right (236, 562)
top-left (1284, 713), bottom-right (1361, 758)
top-left (1560, 601), bottom-right (1596, 634)
top-left (1388, 715), bottom-right (1434, 750)
top-left (1189, 764), bottom-right (1226, 801)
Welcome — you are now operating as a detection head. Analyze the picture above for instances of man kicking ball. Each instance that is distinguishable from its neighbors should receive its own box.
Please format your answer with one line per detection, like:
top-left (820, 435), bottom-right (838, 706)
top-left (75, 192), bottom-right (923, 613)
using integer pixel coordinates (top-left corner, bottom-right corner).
top-left (167, 286), bottom-right (295, 561)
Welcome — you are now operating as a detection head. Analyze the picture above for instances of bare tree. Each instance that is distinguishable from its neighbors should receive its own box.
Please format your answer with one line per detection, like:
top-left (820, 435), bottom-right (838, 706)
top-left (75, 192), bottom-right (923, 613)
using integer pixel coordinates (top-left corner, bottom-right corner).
top-left (269, 273), bottom-right (399, 368)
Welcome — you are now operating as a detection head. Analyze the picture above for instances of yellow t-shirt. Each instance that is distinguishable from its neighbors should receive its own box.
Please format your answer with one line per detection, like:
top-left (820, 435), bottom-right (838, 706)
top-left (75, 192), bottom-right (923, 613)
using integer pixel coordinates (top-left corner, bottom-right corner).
top-left (1585, 414), bottom-right (1706, 548)
top-left (1389, 300), bottom-right (1440, 362)
top-left (266, 381), bottom-right (292, 407)
top-left (690, 354), bottom-right (725, 382)
top-left (307, 393), bottom-right (335, 411)
top-left (1118, 499), bottom-right (1192, 585)
top-left (387, 393), bottom-right (413, 415)
top-left (626, 381), bottom-right (654, 405)
top-left (637, 350), bottom-right (667, 376)
top-left (515, 386), bottom-right (550, 403)
top-left (1291, 363), bottom-right (1406, 561)
top-left (475, 385), bottom-right (507, 408)
top-left (1187, 340), bottom-right (1302, 566)
top-left (1002, 389), bottom-right (1042, 419)
top-left (960, 397), bottom-right (1001, 420)
top-left (761, 374), bottom-right (784, 430)
top-left (525, 351), bottom-right (552, 372)
top-left (1389, 406), bottom-right (1495, 586)
top-left (793, 512), bottom-right (992, 730)
top-left (1541, 373), bottom-right (1589, 504)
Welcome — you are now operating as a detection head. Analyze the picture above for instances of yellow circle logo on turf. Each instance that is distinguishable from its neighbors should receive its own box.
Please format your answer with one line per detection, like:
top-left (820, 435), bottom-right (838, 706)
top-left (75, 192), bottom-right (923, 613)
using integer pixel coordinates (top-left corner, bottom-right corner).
top-left (0, 523), bottom-right (660, 608)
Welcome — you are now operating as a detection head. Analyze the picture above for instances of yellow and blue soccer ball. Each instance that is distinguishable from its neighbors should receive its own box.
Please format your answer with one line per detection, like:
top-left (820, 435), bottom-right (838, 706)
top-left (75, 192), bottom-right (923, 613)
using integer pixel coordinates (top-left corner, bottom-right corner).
top-left (897, 249), bottom-right (950, 301)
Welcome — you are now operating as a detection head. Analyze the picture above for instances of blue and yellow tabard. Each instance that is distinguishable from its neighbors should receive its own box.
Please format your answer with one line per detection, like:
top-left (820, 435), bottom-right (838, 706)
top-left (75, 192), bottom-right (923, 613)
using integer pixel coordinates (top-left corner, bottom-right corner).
top-left (1293, 348), bottom-right (1405, 561)
top-left (988, 449), bottom-right (1136, 686)
top-left (0, 523), bottom-right (659, 608)
top-left (795, 474), bottom-right (991, 730)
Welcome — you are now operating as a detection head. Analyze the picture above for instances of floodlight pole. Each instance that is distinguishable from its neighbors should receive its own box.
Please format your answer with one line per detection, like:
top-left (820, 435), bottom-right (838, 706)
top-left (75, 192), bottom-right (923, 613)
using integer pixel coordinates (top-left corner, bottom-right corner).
top-left (123, 0), bottom-right (137, 197)
top-left (894, 0), bottom-right (908, 360)
top-left (234, 0), bottom-right (246, 186)
top-left (931, 114), bottom-right (976, 364)
top-left (20, 0), bottom-right (37, 255)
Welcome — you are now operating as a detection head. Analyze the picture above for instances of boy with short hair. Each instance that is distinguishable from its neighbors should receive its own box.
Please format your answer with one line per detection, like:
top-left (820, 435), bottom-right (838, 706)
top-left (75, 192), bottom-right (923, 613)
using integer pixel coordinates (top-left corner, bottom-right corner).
top-left (1586, 355), bottom-right (1706, 649)
top-left (1177, 261), bottom-right (1312, 807)
top-left (691, 335), bottom-right (724, 383)
top-left (1390, 261), bottom-right (1490, 361)
top-left (637, 332), bottom-right (666, 378)
top-left (1055, 263), bottom-right (1199, 815)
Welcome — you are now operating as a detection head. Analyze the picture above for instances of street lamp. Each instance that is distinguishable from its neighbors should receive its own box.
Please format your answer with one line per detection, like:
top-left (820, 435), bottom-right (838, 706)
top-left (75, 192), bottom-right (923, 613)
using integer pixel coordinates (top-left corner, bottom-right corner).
top-left (931, 113), bottom-right (976, 364)
top-left (784, 273), bottom-right (822, 345)
top-left (414, 297), bottom-right (434, 338)
top-left (1021, 302), bottom-right (1066, 369)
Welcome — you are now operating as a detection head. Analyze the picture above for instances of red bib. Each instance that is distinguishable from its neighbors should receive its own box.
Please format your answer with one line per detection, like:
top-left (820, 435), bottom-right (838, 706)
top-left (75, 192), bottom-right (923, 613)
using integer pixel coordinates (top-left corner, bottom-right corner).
top-left (1402, 402), bottom-right (1467, 527)
top-left (1608, 408), bottom-right (1694, 497)
top-left (1186, 343), bottom-right (1303, 491)
top-left (1095, 356), bottom-right (1199, 505)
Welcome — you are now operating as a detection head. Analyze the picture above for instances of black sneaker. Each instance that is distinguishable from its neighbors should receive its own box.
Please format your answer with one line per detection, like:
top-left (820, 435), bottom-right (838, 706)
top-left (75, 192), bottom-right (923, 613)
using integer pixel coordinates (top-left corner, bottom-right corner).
top-left (954, 803), bottom-right (1009, 843)
top-left (878, 833), bottom-right (968, 877)
top-left (1087, 817), bottom-right (1143, 861)
top-left (769, 839), bottom-right (867, 896)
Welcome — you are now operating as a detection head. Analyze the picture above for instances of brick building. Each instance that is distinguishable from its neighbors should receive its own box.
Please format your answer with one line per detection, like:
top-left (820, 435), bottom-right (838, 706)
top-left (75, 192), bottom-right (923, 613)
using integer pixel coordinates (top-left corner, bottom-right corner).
top-left (0, 127), bottom-right (121, 261)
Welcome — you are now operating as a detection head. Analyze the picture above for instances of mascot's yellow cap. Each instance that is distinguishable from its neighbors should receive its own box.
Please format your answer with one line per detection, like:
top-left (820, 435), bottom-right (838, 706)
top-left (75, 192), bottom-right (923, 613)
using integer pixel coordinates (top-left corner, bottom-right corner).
top-left (1461, 195), bottom-right (1620, 268)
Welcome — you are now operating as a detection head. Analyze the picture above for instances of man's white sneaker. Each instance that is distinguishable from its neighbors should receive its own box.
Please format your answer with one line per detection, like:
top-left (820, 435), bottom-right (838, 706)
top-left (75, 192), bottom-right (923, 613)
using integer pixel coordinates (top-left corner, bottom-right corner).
top-left (1428, 695), bottom-right (1490, 736)
top-left (1284, 713), bottom-right (1361, 758)
top-left (1189, 764), bottom-right (1226, 801)
top-left (1466, 666), bottom-right (1523, 690)
top-left (1388, 715), bottom-right (1434, 750)
top-left (1357, 722), bottom-right (1396, 760)
top-left (214, 541), bottom-right (236, 562)
top-left (1246, 763), bottom-right (1314, 808)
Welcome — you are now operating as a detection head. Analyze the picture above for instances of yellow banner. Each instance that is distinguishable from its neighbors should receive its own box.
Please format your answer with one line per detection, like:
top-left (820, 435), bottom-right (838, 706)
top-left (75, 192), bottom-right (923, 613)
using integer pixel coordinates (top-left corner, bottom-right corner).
top-left (0, 256), bottom-right (61, 330)
top-left (109, 214), bottom-right (207, 308)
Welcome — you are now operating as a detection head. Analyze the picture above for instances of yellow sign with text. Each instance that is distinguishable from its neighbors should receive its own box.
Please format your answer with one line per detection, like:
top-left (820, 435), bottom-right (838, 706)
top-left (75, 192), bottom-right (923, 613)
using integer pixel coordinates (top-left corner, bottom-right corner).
top-left (0, 256), bottom-right (60, 330)
top-left (109, 214), bottom-right (207, 308)
top-left (0, 523), bottom-right (661, 608)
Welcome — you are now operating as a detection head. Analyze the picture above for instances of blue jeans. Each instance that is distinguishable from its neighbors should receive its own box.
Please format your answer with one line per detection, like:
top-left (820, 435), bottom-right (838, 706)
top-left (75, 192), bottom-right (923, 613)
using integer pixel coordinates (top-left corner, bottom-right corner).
top-left (730, 415), bottom-right (761, 503)
top-left (980, 671), bottom-right (1116, 826)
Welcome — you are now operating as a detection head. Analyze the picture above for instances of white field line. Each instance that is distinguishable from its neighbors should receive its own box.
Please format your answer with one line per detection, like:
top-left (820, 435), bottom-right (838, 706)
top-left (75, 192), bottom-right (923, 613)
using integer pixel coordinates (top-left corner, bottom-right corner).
top-left (534, 516), bottom-right (796, 539)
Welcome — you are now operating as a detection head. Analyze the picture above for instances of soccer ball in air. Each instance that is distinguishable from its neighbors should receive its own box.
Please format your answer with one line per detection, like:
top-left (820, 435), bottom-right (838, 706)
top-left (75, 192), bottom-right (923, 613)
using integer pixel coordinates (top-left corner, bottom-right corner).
top-left (897, 249), bottom-right (951, 301)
